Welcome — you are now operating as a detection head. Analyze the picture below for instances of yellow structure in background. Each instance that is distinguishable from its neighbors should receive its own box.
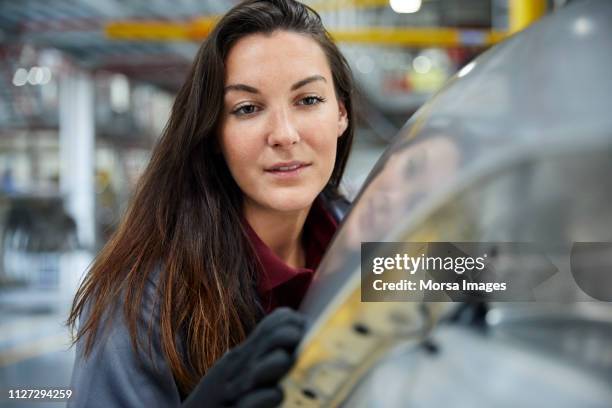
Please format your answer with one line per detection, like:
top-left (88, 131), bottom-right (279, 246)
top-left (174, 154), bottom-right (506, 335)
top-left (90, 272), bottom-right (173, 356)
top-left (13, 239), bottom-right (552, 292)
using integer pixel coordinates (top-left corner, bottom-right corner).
top-left (106, 20), bottom-right (507, 47)
top-left (309, 0), bottom-right (391, 12)
top-left (509, 0), bottom-right (548, 33)
top-left (105, 17), bottom-right (217, 41)
top-left (105, 0), bottom-right (546, 46)
top-left (332, 27), bottom-right (507, 47)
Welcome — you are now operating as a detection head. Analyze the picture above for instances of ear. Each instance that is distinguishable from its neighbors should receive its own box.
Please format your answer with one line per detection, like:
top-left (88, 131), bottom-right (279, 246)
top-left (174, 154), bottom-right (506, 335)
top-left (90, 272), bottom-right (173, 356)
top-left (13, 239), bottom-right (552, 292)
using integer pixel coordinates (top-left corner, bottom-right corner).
top-left (337, 100), bottom-right (348, 138)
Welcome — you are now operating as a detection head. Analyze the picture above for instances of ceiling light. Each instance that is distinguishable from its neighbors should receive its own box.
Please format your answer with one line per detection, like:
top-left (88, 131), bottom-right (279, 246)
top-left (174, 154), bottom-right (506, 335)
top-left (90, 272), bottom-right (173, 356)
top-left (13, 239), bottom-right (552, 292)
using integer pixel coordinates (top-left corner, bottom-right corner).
top-left (39, 67), bottom-right (52, 85)
top-left (27, 66), bottom-right (44, 85)
top-left (110, 74), bottom-right (131, 113)
top-left (12, 68), bottom-right (28, 86)
top-left (413, 55), bottom-right (432, 74)
top-left (390, 0), bottom-right (422, 14)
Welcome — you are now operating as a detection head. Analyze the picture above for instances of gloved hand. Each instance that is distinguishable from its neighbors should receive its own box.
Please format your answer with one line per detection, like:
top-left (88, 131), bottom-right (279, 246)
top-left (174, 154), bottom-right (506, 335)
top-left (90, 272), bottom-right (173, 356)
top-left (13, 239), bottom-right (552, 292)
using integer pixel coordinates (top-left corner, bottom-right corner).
top-left (182, 307), bottom-right (306, 408)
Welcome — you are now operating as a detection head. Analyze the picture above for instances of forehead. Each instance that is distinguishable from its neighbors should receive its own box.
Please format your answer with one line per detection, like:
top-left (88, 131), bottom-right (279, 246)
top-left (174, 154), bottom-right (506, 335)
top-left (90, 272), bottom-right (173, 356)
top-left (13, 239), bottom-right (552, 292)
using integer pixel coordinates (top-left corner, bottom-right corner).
top-left (224, 30), bottom-right (332, 86)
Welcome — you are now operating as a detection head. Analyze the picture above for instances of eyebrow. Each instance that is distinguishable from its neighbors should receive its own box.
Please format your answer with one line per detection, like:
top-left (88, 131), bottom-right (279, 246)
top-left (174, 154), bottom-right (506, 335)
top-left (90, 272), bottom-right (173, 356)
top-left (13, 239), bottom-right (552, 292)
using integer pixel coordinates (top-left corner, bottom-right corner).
top-left (224, 75), bottom-right (327, 94)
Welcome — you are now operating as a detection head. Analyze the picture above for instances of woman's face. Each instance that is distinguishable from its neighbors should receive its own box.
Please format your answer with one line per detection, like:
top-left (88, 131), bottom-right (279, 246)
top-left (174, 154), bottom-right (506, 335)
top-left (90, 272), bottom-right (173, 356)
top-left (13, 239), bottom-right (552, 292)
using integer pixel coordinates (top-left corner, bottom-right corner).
top-left (219, 30), bottom-right (348, 214)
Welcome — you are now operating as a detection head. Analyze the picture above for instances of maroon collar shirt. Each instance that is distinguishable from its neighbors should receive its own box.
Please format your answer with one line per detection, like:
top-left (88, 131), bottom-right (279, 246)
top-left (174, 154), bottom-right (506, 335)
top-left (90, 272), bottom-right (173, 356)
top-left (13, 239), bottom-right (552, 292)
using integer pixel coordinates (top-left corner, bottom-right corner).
top-left (244, 199), bottom-right (338, 312)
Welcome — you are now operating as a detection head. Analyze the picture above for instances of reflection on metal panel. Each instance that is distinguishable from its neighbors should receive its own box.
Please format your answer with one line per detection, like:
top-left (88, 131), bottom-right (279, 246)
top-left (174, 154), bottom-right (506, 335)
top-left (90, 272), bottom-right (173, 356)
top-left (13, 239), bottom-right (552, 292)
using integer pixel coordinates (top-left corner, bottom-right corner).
top-left (344, 320), bottom-right (612, 407)
top-left (282, 1), bottom-right (612, 406)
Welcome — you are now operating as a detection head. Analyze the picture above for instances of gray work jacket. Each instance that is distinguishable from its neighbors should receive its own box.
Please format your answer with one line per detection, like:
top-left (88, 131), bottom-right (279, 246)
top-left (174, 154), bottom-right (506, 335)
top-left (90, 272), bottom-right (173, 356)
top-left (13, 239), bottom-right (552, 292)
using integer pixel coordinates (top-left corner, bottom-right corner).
top-left (68, 271), bottom-right (184, 407)
top-left (68, 194), bottom-right (350, 407)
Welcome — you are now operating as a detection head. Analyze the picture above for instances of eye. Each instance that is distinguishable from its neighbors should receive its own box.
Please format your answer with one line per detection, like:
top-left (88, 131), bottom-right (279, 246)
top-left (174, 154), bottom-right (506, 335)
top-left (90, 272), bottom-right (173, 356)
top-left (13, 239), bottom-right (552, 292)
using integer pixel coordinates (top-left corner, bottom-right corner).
top-left (298, 96), bottom-right (326, 106)
top-left (231, 104), bottom-right (259, 116)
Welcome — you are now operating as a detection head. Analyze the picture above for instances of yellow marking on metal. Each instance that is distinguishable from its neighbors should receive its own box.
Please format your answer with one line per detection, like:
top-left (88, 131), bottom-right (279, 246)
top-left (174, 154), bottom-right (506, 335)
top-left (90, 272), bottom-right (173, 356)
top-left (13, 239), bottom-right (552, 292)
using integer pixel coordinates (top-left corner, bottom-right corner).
top-left (281, 275), bottom-right (447, 406)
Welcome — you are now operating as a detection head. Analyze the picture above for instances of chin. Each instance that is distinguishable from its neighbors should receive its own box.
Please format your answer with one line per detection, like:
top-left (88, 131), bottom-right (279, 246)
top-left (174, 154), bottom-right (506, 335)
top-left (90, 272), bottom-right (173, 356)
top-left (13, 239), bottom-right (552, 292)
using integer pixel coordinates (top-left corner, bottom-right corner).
top-left (262, 190), bottom-right (319, 213)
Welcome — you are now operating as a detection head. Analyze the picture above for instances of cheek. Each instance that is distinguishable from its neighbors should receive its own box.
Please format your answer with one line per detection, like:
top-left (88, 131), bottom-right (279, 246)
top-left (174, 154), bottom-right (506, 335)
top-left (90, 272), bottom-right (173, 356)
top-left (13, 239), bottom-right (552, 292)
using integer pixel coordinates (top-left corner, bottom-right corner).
top-left (221, 123), bottom-right (257, 158)
top-left (318, 123), bottom-right (338, 174)
top-left (305, 112), bottom-right (340, 165)
top-left (220, 130), bottom-right (259, 178)
top-left (224, 143), bottom-right (248, 165)
top-left (320, 136), bottom-right (339, 169)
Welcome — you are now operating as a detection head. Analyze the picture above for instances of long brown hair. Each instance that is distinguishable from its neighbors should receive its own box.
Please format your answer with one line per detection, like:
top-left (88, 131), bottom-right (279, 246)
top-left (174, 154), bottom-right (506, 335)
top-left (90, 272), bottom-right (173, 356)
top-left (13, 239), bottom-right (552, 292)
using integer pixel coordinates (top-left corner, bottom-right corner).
top-left (67, 0), bottom-right (355, 394)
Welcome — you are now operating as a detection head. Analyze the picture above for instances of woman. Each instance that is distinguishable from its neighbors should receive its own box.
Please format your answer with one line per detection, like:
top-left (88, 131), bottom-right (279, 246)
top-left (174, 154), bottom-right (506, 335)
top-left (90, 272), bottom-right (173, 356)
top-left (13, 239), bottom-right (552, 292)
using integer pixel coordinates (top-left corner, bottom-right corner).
top-left (67, 0), bottom-right (354, 406)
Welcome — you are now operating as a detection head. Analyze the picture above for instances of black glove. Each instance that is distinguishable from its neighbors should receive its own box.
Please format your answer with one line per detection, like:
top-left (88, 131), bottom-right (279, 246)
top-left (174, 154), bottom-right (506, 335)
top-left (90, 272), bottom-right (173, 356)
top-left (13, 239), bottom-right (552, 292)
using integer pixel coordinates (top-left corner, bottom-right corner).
top-left (182, 307), bottom-right (306, 408)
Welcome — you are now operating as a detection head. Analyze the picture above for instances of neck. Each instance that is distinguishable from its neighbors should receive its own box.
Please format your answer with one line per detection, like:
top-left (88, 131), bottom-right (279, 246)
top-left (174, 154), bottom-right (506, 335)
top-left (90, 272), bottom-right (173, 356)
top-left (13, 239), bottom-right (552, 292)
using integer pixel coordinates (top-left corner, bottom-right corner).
top-left (244, 201), bottom-right (312, 269)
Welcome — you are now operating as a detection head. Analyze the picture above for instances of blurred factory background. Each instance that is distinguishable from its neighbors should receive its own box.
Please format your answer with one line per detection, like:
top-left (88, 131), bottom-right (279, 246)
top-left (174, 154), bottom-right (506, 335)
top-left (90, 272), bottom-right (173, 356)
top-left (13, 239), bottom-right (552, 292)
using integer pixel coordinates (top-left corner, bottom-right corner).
top-left (0, 0), bottom-right (563, 406)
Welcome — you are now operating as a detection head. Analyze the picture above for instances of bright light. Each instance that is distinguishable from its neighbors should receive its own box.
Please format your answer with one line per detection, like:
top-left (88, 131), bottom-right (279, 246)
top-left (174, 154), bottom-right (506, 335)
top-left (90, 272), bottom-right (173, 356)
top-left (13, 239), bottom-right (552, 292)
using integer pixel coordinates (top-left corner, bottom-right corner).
top-left (412, 55), bottom-right (431, 74)
top-left (390, 0), bottom-right (422, 14)
top-left (39, 67), bottom-right (52, 85)
top-left (356, 55), bottom-right (374, 74)
top-left (110, 74), bottom-right (131, 113)
top-left (12, 68), bottom-right (28, 86)
top-left (485, 309), bottom-right (502, 326)
top-left (573, 17), bottom-right (594, 36)
top-left (27, 66), bottom-right (45, 85)
top-left (457, 61), bottom-right (476, 78)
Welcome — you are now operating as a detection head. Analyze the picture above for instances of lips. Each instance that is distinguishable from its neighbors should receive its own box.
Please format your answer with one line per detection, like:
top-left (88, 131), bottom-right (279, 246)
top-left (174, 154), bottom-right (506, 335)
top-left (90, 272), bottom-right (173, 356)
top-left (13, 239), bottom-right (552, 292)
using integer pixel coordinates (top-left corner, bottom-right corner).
top-left (264, 161), bottom-right (311, 173)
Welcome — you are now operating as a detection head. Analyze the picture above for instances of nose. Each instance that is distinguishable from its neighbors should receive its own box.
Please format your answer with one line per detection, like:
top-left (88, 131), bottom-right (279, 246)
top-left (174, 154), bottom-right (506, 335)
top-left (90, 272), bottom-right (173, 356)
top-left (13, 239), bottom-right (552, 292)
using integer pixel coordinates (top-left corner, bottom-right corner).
top-left (266, 107), bottom-right (300, 148)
